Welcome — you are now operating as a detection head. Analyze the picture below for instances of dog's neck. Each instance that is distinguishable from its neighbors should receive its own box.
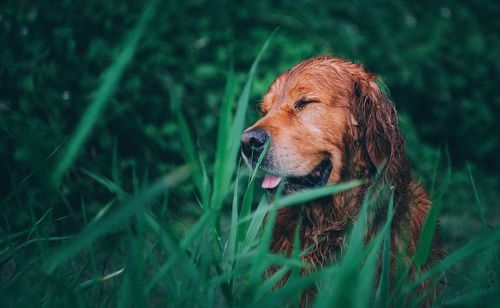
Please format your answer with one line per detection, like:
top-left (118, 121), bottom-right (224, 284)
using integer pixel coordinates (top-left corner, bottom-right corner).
top-left (270, 186), bottom-right (365, 267)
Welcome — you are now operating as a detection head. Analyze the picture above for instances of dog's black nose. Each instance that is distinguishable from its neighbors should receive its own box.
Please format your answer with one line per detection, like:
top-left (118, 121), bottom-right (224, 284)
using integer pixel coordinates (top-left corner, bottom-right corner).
top-left (241, 128), bottom-right (268, 159)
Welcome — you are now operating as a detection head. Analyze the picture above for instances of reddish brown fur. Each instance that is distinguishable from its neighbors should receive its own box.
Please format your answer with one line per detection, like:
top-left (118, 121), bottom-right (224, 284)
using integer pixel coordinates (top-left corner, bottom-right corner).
top-left (243, 56), bottom-right (444, 303)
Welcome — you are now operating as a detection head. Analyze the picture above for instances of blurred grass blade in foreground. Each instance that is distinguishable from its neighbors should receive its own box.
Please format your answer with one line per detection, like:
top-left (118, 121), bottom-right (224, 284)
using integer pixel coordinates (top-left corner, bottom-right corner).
top-left (44, 165), bottom-right (189, 273)
top-left (52, 0), bottom-right (159, 186)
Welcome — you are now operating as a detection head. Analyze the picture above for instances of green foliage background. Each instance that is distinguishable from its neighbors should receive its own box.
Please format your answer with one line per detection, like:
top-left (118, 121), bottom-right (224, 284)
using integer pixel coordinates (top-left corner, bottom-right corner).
top-left (0, 0), bottom-right (499, 306)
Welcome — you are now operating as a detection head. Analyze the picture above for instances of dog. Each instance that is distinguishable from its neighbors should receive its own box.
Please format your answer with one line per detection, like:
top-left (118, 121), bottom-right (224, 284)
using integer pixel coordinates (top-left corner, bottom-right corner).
top-left (240, 55), bottom-right (443, 302)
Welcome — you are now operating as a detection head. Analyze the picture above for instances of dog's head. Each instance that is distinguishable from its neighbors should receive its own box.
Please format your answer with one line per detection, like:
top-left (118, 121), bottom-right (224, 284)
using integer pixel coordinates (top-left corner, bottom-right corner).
top-left (241, 56), bottom-right (407, 194)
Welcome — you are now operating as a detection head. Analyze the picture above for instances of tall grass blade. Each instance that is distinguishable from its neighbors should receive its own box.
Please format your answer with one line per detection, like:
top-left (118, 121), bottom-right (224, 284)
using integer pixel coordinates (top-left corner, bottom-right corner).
top-left (44, 166), bottom-right (189, 273)
top-left (145, 209), bottom-right (215, 292)
top-left (248, 202), bottom-right (278, 286)
top-left (212, 61), bottom-right (235, 208)
top-left (212, 29), bottom-right (276, 209)
top-left (374, 194), bottom-right (395, 308)
top-left (467, 163), bottom-right (491, 230)
top-left (254, 270), bottom-right (325, 308)
top-left (123, 228), bottom-right (146, 308)
top-left (164, 77), bottom-right (204, 194)
top-left (241, 197), bottom-right (268, 253)
top-left (429, 146), bottom-right (441, 198)
top-left (238, 141), bottom-right (269, 242)
top-left (407, 227), bottom-right (500, 292)
top-left (226, 164), bottom-right (240, 268)
top-left (254, 265), bottom-right (291, 300)
top-left (143, 212), bottom-right (204, 295)
top-left (76, 268), bottom-right (125, 291)
top-left (414, 201), bottom-right (443, 268)
top-left (313, 186), bottom-right (373, 307)
top-left (356, 231), bottom-right (385, 308)
top-left (414, 146), bottom-right (452, 268)
top-left (239, 180), bottom-right (362, 224)
top-left (81, 168), bottom-right (127, 199)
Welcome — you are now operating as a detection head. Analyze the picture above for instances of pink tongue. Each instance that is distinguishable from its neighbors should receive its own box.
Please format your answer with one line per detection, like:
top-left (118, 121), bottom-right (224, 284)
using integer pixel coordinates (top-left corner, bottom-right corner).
top-left (262, 175), bottom-right (282, 189)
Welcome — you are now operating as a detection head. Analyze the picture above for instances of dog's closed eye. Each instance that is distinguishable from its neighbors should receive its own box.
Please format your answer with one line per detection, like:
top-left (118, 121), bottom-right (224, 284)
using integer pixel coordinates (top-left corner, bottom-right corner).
top-left (294, 97), bottom-right (320, 111)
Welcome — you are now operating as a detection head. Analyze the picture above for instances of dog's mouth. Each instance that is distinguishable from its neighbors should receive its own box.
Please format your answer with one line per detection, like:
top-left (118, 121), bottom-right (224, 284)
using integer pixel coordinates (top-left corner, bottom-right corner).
top-left (261, 160), bottom-right (333, 194)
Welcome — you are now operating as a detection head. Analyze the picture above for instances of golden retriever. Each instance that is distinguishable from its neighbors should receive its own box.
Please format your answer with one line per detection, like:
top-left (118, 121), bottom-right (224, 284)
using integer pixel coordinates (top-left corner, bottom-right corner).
top-left (241, 55), bottom-right (443, 302)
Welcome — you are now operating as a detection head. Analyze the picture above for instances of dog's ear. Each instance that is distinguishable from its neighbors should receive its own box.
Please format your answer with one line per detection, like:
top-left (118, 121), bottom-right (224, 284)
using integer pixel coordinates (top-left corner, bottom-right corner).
top-left (353, 77), bottom-right (399, 169)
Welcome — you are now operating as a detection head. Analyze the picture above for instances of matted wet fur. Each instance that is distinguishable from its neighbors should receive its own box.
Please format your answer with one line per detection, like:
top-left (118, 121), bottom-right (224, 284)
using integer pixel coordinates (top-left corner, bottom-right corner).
top-left (241, 55), bottom-right (444, 305)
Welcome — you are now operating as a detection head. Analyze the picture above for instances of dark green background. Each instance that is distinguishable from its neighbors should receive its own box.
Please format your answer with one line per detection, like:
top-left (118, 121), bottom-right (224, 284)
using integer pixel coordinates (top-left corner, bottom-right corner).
top-left (1, 0), bottom-right (499, 300)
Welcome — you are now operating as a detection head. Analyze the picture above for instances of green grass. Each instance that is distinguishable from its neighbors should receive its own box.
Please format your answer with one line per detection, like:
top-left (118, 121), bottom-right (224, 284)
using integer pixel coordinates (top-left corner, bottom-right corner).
top-left (1, 8), bottom-right (500, 308)
top-left (51, 0), bottom-right (160, 186)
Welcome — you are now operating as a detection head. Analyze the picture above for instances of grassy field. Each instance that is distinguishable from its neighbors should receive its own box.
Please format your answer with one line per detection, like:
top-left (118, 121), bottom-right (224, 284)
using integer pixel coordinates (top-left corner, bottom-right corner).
top-left (1, 1), bottom-right (500, 307)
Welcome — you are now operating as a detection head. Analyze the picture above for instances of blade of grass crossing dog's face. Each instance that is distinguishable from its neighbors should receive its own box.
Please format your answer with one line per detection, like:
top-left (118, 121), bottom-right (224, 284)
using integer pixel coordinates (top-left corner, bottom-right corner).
top-left (230, 29), bottom-right (276, 143)
top-left (44, 166), bottom-right (189, 273)
top-left (212, 30), bottom-right (276, 210)
top-left (213, 31), bottom-right (276, 208)
top-left (237, 141), bottom-right (269, 243)
top-left (52, 0), bottom-right (158, 185)
top-left (282, 180), bottom-right (363, 207)
top-left (238, 180), bottom-right (363, 224)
